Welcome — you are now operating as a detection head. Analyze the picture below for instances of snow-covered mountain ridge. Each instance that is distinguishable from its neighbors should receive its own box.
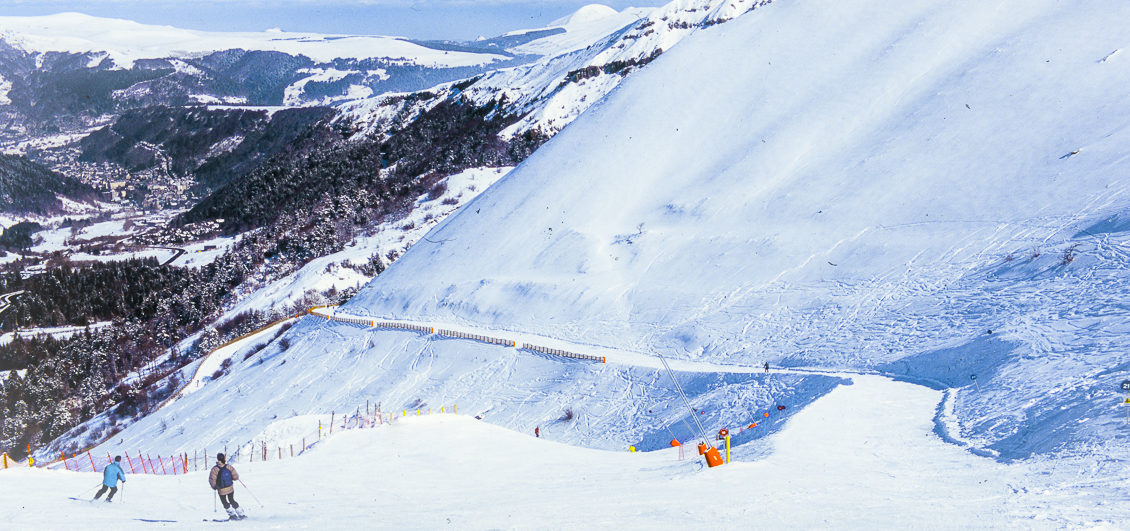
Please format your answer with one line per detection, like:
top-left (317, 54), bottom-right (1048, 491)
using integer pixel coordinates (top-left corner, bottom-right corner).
top-left (0, 12), bottom-right (507, 69)
top-left (336, 0), bottom-right (1130, 461)
top-left (337, 0), bottom-right (772, 141)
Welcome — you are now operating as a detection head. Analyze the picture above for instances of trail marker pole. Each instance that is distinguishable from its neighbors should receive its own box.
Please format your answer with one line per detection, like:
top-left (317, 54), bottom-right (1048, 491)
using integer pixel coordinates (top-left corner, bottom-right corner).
top-left (970, 374), bottom-right (981, 395)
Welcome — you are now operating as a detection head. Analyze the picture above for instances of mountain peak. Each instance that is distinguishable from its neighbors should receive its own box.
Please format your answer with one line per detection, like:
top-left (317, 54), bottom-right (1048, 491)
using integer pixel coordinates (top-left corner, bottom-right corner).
top-left (548, 4), bottom-right (619, 28)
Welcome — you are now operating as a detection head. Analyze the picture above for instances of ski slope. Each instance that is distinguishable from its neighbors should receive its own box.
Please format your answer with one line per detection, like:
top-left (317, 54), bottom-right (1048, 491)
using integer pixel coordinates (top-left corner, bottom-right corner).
top-left (12, 0), bottom-right (1130, 526)
top-left (3, 375), bottom-right (1123, 529)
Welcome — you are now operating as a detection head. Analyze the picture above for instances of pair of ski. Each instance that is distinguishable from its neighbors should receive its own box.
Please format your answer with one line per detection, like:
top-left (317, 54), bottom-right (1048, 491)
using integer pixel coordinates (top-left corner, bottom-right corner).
top-left (136, 517), bottom-right (246, 523)
top-left (68, 497), bottom-right (112, 503)
top-left (71, 496), bottom-right (246, 522)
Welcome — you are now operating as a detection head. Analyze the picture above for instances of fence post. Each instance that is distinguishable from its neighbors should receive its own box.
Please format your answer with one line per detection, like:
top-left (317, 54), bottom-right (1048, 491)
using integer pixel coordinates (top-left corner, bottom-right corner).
top-left (88, 452), bottom-right (96, 472)
top-left (125, 452), bottom-right (136, 474)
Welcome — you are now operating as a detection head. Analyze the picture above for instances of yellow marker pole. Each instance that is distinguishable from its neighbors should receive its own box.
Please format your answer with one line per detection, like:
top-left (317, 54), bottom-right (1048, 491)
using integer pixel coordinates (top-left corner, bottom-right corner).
top-left (428, 408), bottom-right (431, 415)
top-left (441, 407), bottom-right (445, 413)
top-left (454, 404), bottom-right (457, 415)
top-left (725, 434), bottom-right (731, 464)
top-left (417, 409), bottom-right (420, 416)
top-left (2, 452), bottom-right (7, 468)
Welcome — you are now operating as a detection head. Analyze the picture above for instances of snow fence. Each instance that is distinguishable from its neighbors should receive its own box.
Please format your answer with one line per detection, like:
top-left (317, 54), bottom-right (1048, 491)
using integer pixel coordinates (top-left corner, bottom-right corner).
top-left (308, 306), bottom-right (606, 363)
top-left (28, 404), bottom-right (465, 474)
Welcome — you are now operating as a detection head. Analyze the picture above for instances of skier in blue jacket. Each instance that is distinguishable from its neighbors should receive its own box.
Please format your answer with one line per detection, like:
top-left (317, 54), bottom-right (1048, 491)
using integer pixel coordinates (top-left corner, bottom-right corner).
top-left (93, 456), bottom-right (126, 502)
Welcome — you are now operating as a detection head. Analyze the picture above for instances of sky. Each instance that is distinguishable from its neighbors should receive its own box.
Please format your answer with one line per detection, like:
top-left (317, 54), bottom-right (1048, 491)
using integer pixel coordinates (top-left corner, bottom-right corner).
top-left (0, 0), bottom-right (661, 41)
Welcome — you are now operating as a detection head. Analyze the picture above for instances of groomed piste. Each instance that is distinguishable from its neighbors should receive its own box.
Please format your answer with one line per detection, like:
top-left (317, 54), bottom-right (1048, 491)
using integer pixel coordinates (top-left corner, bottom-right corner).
top-left (2, 374), bottom-right (1116, 529)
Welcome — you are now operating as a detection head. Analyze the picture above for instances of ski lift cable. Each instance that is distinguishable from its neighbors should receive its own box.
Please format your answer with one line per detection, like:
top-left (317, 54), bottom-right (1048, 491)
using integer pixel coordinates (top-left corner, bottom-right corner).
top-left (655, 351), bottom-right (711, 444)
top-left (635, 380), bottom-right (690, 441)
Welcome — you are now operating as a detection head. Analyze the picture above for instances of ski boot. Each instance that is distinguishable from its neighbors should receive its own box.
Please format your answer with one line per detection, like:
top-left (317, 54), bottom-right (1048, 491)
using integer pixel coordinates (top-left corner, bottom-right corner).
top-left (234, 507), bottom-right (247, 520)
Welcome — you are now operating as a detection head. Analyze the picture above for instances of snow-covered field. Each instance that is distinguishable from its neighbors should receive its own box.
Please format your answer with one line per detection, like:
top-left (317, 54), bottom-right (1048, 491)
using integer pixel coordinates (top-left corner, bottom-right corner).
top-left (2, 375), bottom-right (1123, 529)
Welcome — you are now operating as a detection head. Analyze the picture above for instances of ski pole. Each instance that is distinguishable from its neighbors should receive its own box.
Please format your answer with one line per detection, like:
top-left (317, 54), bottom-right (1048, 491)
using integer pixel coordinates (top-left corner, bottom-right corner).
top-left (119, 482), bottom-right (124, 504)
top-left (214, 489), bottom-right (217, 513)
top-left (77, 483), bottom-right (100, 497)
top-left (238, 480), bottom-right (264, 508)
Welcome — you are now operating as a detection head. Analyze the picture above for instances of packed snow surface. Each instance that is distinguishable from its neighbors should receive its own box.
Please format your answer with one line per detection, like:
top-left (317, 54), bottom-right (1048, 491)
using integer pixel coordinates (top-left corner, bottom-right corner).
top-left (2, 376), bottom-right (1125, 529)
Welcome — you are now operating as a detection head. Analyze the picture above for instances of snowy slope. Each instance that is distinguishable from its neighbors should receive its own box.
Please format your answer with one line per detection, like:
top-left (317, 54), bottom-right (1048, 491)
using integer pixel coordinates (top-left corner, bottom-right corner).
top-left (508, 6), bottom-right (655, 57)
top-left (6, 378), bottom-right (1125, 529)
top-left (338, 0), bottom-right (1130, 460)
top-left (0, 12), bottom-right (506, 68)
top-left (33, 0), bottom-right (1130, 523)
top-left (349, 0), bottom-right (1130, 352)
top-left (338, 0), bottom-right (764, 141)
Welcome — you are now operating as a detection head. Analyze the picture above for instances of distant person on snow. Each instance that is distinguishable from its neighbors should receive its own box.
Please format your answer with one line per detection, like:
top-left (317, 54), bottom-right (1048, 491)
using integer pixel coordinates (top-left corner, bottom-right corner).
top-left (534, 427), bottom-right (540, 438)
top-left (764, 361), bottom-right (769, 373)
top-left (209, 453), bottom-right (246, 520)
top-left (93, 456), bottom-right (126, 502)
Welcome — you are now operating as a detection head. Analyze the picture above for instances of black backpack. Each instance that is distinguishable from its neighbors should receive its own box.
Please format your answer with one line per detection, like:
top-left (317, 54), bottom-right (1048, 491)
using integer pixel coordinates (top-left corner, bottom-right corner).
top-left (215, 465), bottom-right (233, 489)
